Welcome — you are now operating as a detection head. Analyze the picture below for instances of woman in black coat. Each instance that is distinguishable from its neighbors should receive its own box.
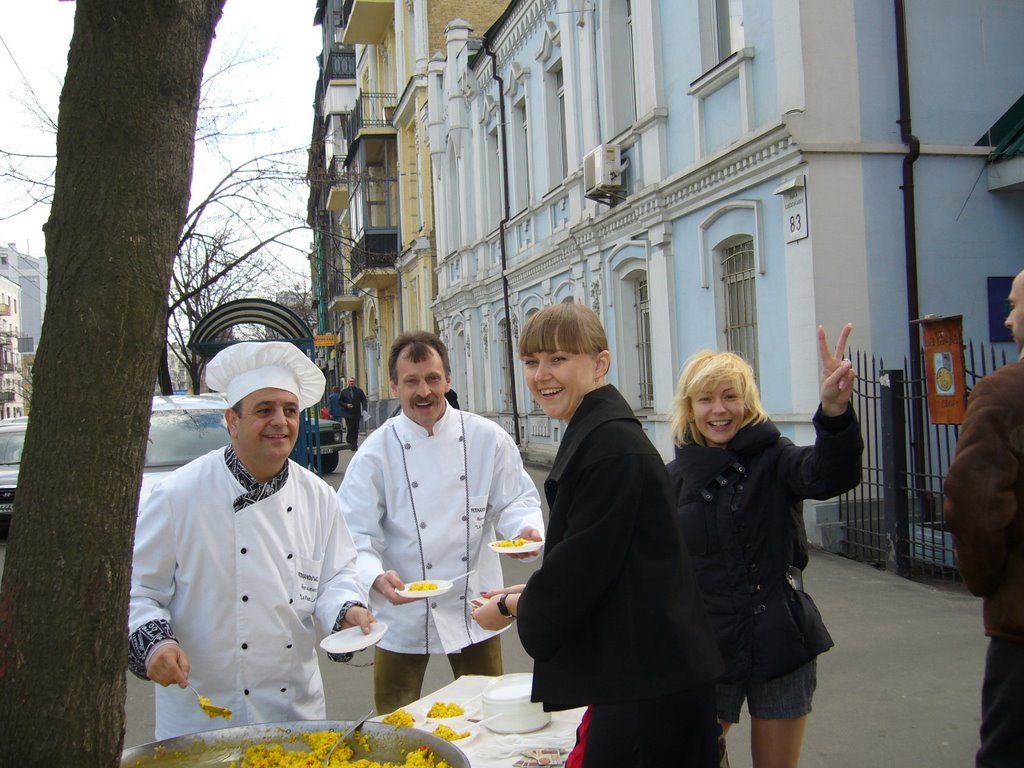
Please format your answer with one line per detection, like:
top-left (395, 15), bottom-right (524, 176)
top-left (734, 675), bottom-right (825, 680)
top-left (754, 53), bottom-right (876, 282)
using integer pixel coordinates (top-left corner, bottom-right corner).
top-left (667, 325), bottom-right (862, 768)
top-left (474, 303), bottom-right (723, 768)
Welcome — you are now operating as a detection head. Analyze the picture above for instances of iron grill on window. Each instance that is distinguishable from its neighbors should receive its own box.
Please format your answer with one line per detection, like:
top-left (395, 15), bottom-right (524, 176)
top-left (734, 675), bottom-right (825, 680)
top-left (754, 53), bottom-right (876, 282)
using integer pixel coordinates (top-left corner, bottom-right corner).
top-left (722, 238), bottom-right (758, 381)
top-left (635, 278), bottom-right (654, 408)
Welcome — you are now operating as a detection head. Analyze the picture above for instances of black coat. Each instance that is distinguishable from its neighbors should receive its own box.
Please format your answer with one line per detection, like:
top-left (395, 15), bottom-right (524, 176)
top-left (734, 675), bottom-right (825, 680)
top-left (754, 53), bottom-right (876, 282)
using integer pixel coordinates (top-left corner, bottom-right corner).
top-left (517, 385), bottom-right (723, 711)
top-left (339, 385), bottom-right (367, 420)
top-left (667, 407), bottom-right (863, 682)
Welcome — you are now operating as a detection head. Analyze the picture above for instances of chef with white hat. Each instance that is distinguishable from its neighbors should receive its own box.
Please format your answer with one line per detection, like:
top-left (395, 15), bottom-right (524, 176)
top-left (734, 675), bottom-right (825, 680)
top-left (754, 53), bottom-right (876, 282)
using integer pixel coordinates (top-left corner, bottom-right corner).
top-left (128, 341), bottom-right (375, 739)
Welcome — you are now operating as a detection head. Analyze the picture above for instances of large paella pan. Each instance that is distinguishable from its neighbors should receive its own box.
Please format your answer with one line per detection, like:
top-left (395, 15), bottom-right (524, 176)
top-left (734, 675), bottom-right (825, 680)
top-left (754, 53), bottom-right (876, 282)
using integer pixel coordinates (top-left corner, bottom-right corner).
top-left (120, 720), bottom-right (469, 768)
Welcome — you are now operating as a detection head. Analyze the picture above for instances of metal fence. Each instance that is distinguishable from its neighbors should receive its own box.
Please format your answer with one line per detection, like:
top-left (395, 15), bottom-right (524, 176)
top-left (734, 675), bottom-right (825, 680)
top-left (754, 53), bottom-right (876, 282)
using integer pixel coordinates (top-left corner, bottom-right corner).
top-left (838, 341), bottom-right (1009, 579)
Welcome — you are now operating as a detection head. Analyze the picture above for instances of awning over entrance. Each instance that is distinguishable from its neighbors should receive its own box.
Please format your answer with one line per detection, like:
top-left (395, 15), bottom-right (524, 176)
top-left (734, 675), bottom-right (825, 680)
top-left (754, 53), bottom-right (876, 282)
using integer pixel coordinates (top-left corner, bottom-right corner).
top-left (188, 298), bottom-right (314, 357)
top-left (979, 93), bottom-right (1024, 191)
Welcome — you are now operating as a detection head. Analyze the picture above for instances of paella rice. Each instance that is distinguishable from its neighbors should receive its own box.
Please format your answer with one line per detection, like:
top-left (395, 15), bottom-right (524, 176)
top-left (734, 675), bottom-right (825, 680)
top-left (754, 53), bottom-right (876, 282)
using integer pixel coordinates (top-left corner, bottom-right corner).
top-left (430, 724), bottom-right (470, 742)
top-left (228, 731), bottom-right (450, 768)
top-left (425, 702), bottom-right (464, 718)
top-left (406, 582), bottom-right (438, 591)
top-left (382, 709), bottom-right (415, 728)
top-left (491, 538), bottom-right (528, 548)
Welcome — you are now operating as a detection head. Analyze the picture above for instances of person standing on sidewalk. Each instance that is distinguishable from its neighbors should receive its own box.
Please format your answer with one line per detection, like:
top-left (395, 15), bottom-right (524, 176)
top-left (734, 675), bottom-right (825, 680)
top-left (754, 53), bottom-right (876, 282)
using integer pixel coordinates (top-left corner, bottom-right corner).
top-left (338, 331), bottom-right (544, 714)
top-left (667, 325), bottom-right (863, 768)
top-left (128, 342), bottom-right (373, 739)
top-left (945, 268), bottom-right (1024, 768)
top-left (474, 304), bottom-right (723, 768)
top-left (339, 376), bottom-right (367, 451)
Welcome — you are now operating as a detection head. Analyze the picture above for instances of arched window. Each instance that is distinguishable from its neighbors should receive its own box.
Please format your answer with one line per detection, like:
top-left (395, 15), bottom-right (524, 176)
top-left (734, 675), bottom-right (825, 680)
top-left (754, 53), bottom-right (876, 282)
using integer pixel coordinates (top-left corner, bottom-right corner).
top-left (719, 236), bottom-right (758, 379)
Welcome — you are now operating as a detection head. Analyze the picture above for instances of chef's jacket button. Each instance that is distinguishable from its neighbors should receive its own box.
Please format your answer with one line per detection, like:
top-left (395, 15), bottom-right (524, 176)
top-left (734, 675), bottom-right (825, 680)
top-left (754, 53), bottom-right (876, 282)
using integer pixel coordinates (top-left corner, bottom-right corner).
top-left (462, 515), bottom-right (468, 522)
top-left (280, 687), bottom-right (287, 693)
top-left (419, 522), bottom-right (427, 529)
top-left (240, 547), bottom-right (247, 554)
top-left (461, 556), bottom-right (468, 562)
top-left (404, 443), bottom-right (411, 450)
top-left (289, 598), bottom-right (293, 604)
top-left (241, 643), bottom-right (248, 649)
top-left (286, 643), bottom-right (293, 649)
top-left (431, 602), bottom-right (438, 609)
top-left (287, 553), bottom-right (293, 559)
top-left (754, 604), bottom-right (766, 615)
top-left (459, 475), bottom-right (466, 481)
top-left (458, 595), bottom-right (466, 601)
top-left (749, 563), bottom-right (758, 571)
top-left (244, 689), bottom-right (250, 696)
top-left (426, 563), bottom-right (433, 569)
top-left (242, 595), bottom-right (249, 602)
top-left (287, 507), bottom-right (293, 512)
top-left (459, 436), bottom-right (464, 442)
top-left (412, 481), bottom-right (419, 488)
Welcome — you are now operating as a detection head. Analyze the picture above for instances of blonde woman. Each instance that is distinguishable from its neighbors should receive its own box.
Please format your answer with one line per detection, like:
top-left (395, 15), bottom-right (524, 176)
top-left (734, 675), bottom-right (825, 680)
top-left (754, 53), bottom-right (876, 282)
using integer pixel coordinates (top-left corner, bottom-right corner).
top-left (474, 303), bottom-right (723, 768)
top-left (667, 326), bottom-right (863, 768)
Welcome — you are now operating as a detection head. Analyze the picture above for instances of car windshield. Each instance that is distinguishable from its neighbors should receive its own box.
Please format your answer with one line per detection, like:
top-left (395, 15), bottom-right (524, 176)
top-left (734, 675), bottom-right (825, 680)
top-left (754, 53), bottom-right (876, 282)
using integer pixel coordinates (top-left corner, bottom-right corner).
top-left (0, 429), bottom-right (25, 465)
top-left (145, 409), bottom-right (229, 468)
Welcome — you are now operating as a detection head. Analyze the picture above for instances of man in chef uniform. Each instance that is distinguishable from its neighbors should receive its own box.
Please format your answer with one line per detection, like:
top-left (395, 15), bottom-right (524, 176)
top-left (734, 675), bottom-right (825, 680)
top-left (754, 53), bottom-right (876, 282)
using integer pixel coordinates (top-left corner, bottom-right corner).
top-left (339, 331), bottom-right (544, 714)
top-left (128, 341), bottom-right (374, 739)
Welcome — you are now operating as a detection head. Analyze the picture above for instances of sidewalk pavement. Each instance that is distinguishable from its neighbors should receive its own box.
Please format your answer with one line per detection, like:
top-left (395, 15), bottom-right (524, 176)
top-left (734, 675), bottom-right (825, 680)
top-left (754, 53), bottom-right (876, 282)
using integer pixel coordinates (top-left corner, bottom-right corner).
top-left (124, 441), bottom-right (989, 767)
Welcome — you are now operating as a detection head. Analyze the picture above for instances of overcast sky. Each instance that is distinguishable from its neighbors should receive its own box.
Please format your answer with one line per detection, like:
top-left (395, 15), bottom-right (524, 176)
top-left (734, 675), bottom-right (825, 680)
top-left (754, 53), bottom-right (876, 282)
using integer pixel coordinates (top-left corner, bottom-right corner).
top-left (0, 1), bottom-right (322, 280)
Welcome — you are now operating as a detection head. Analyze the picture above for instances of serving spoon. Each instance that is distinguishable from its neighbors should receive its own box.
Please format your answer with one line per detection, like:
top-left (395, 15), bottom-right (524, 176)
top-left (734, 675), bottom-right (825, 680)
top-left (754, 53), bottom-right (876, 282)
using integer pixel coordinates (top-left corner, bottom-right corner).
top-left (322, 707), bottom-right (374, 766)
top-left (188, 684), bottom-right (232, 719)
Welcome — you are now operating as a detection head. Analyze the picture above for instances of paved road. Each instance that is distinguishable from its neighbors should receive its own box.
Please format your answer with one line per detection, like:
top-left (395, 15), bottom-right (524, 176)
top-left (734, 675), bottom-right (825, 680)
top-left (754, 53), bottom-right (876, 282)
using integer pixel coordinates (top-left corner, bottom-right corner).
top-left (1, 439), bottom-right (989, 765)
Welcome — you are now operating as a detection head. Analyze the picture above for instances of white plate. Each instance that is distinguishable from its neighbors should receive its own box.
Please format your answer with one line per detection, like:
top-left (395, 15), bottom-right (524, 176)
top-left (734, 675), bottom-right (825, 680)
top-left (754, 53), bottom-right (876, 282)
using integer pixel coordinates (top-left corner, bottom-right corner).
top-left (319, 622), bottom-right (388, 654)
top-left (395, 579), bottom-right (453, 599)
top-left (488, 539), bottom-right (544, 554)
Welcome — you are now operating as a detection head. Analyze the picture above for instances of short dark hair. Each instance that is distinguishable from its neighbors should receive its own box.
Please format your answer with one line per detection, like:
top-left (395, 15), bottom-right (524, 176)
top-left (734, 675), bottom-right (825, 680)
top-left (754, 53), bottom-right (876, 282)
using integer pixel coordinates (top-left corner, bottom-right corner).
top-left (389, 331), bottom-right (451, 384)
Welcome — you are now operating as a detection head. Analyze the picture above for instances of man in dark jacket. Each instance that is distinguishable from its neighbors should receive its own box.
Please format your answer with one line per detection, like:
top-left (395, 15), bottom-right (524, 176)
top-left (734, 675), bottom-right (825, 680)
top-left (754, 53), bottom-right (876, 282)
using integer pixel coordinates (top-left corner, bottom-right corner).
top-left (339, 377), bottom-right (367, 451)
top-left (945, 268), bottom-right (1024, 768)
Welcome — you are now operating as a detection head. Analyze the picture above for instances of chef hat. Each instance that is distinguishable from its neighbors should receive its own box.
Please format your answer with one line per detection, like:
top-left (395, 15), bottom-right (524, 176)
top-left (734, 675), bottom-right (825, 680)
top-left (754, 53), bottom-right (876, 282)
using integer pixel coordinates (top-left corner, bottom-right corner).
top-left (206, 341), bottom-right (325, 409)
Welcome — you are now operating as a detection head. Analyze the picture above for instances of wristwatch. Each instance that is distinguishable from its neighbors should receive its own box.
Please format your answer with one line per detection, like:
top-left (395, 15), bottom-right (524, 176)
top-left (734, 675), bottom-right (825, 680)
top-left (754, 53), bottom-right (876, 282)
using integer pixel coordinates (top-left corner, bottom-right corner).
top-left (496, 593), bottom-right (515, 620)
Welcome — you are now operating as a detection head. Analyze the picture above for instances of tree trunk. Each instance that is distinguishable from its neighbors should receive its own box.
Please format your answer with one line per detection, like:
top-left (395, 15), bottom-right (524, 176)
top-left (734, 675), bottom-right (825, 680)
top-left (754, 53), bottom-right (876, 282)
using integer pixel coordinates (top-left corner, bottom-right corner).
top-left (0, 1), bottom-right (226, 765)
top-left (158, 344), bottom-right (174, 395)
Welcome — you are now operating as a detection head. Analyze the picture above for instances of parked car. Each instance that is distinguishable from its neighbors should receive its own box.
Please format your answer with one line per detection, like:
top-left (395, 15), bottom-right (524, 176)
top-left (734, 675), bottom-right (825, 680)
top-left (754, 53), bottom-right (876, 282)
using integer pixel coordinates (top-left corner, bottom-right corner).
top-left (0, 395), bottom-right (344, 540)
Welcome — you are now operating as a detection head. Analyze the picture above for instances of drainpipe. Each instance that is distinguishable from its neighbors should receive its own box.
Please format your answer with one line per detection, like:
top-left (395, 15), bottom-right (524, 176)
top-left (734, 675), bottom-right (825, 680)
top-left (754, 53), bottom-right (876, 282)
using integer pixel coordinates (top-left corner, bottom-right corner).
top-left (895, 0), bottom-right (921, 383)
top-left (484, 42), bottom-right (522, 445)
top-left (894, 0), bottom-right (929, 514)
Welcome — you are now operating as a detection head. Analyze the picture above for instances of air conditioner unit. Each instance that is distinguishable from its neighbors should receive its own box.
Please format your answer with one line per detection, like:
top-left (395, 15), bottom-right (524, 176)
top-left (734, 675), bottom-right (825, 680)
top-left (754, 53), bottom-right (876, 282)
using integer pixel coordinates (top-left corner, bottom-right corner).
top-left (583, 143), bottom-right (624, 198)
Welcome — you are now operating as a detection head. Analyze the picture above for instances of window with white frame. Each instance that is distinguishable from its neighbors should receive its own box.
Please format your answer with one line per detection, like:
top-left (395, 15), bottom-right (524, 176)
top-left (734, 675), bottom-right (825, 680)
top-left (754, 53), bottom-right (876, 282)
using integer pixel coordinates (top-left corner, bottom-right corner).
top-left (601, 0), bottom-right (638, 135)
top-left (716, 0), bottom-right (744, 61)
top-left (719, 237), bottom-right (758, 380)
top-left (511, 97), bottom-right (531, 212)
top-left (634, 278), bottom-right (654, 408)
top-left (699, 0), bottom-right (745, 71)
top-left (614, 266), bottom-right (654, 409)
top-left (543, 60), bottom-right (568, 188)
top-left (497, 318), bottom-right (514, 411)
top-left (486, 123), bottom-right (501, 229)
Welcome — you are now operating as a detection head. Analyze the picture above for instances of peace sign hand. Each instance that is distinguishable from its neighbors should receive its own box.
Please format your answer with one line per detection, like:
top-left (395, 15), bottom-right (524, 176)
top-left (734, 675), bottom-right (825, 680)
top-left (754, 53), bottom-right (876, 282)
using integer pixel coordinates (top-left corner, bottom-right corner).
top-left (818, 323), bottom-right (854, 417)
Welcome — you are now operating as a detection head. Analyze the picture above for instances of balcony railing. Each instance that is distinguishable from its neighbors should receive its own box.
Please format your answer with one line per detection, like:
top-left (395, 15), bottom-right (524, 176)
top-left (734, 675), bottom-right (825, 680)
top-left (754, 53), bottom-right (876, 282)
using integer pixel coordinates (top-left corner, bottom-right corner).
top-left (350, 233), bottom-right (399, 281)
top-left (0, 391), bottom-right (15, 403)
top-left (328, 49), bottom-right (356, 79)
top-left (345, 92), bottom-right (397, 148)
top-left (321, 49), bottom-right (356, 97)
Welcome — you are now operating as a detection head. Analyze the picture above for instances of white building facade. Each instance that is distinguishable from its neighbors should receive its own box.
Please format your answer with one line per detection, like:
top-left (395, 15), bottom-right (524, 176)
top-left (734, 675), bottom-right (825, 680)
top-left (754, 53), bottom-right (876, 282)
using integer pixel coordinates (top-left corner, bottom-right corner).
top-left (429, 0), bottom-right (1024, 461)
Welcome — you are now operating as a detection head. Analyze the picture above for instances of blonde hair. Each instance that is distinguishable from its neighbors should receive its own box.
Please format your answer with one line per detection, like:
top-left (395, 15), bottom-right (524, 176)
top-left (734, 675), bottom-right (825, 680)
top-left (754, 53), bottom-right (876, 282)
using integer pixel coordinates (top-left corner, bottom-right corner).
top-left (670, 350), bottom-right (769, 447)
top-left (518, 303), bottom-right (608, 357)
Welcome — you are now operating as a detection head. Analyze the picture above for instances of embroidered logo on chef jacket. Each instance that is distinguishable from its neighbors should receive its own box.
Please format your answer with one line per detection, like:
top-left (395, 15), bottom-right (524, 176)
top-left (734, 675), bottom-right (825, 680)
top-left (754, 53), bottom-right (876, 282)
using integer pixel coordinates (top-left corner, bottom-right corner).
top-left (469, 496), bottom-right (488, 529)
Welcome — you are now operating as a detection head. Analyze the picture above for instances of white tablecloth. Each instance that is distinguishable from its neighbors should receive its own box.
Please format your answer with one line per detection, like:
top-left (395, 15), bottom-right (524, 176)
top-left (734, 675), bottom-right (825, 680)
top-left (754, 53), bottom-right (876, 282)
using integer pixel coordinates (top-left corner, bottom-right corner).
top-left (375, 674), bottom-right (585, 767)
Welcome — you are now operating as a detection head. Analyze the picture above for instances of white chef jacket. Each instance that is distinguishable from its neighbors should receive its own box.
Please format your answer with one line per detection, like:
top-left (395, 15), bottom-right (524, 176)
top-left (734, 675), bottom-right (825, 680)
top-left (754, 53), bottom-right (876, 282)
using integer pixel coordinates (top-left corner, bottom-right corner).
top-left (339, 406), bottom-right (543, 655)
top-left (129, 449), bottom-right (368, 740)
